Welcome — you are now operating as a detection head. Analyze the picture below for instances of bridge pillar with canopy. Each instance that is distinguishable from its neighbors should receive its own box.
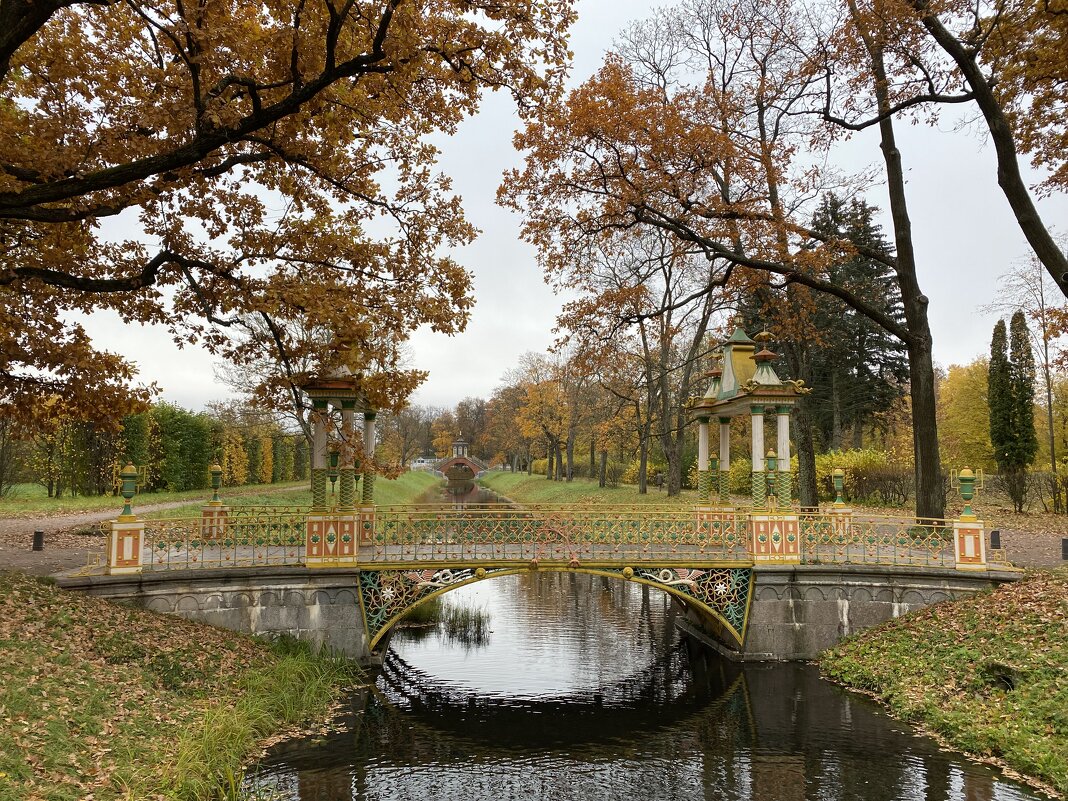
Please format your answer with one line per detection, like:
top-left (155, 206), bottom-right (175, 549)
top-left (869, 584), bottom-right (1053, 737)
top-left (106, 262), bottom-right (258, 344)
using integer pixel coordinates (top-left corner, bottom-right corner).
top-left (302, 372), bottom-right (368, 566)
top-left (690, 328), bottom-right (811, 563)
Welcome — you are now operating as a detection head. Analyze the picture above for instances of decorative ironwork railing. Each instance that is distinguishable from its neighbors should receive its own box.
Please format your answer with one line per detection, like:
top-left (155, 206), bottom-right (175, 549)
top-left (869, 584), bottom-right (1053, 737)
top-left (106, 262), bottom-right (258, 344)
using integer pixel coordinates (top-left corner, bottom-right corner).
top-left (103, 512), bottom-right (307, 570)
top-left (100, 503), bottom-right (1004, 572)
top-left (368, 504), bottom-right (751, 564)
top-left (796, 512), bottom-right (956, 568)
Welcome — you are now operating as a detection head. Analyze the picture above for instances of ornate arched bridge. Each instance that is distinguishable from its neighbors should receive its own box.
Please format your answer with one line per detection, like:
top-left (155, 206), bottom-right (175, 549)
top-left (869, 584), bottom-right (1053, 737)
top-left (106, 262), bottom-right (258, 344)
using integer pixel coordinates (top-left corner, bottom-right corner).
top-left (75, 494), bottom-right (1018, 662)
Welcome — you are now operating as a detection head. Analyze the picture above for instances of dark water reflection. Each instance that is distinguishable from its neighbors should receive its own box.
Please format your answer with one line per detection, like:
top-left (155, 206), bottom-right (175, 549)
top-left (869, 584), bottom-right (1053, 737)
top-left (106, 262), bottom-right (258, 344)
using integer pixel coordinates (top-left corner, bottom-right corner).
top-left (246, 479), bottom-right (1040, 801)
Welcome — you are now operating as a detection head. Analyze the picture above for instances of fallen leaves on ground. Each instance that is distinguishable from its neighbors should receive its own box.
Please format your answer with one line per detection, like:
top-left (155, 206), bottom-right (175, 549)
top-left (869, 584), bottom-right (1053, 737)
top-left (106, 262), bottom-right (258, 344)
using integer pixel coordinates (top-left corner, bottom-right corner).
top-left (822, 568), bottom-right (1068, 798)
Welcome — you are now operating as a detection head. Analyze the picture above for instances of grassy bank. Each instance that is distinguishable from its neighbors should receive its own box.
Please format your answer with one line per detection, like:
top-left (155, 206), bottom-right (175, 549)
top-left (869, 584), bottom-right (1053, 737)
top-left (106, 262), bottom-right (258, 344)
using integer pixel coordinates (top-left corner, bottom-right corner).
top-left (481, 472), bottom-right (697, 505)
top-left (821, 568), bottom-right (1068, 797)
top-left (0, 480), bottom-right (308, 519)
top-left (0, 572), bottom-right (363, 801)
top-left (136, 470), bottom-right (442, 519)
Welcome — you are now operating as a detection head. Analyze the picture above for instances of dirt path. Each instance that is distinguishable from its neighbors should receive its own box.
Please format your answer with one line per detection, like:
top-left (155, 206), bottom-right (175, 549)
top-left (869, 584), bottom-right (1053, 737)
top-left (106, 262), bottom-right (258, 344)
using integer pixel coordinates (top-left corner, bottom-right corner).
top-left (0, 486), bottom-right (307, 577)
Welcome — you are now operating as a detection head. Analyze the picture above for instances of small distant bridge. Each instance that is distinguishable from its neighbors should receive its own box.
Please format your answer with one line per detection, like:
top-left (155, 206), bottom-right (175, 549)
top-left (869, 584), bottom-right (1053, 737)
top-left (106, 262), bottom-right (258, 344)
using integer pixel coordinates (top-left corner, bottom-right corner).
top-left (60, 499), bottom-right (1019, 663)
top-left (434, 454), bottom-right (487, 480)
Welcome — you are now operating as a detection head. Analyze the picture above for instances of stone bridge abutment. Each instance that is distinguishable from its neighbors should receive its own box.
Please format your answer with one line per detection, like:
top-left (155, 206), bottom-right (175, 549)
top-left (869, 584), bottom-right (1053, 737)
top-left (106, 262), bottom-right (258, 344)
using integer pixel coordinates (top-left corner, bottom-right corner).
top-left (57, 563), bottom-right (1018, 666)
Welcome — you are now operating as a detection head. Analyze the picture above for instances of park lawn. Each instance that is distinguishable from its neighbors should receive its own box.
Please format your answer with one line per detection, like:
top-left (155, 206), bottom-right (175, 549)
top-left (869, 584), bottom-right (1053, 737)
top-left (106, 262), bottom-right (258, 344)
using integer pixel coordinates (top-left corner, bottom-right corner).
top-left (0, 572), bottom-right (363, 801)
top-left (820, 568), bottom-right (1068, 797)
top-left (121, 471), bottom-right (442, 520)
top-left (0, 480), bottom-right (309, 519)
top-left (481, 472), bottom-right (699, 505)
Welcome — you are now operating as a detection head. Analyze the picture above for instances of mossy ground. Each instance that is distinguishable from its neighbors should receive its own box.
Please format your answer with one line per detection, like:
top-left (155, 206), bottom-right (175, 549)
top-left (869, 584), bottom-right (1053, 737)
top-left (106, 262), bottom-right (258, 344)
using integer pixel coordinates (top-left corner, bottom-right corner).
top-left (821, 568), bottom-right (1068, 797)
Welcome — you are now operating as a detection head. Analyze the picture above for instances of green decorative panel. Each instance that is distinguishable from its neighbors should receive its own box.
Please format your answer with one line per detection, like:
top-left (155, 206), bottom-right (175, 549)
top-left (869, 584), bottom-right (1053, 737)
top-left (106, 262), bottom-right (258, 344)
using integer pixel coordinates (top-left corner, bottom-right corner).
top-left (751, 471), bottom-right (767, 509)
top-left (777, 471), bottom-right (792, 509)
top-left (697, 469), bottom-right (712, 501)
top-left (311, 468), bottom-right (328, 510)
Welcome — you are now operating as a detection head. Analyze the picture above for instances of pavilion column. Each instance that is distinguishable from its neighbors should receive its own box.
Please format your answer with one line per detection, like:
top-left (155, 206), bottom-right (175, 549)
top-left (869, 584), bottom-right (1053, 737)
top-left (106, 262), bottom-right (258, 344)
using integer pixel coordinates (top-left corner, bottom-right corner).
top-left (361, 411), bottom-right (377, 505)
top-left (338, 401), bottom-right (356, 512)
top-left (776, 405), bottom-right (792, 509)
top-left (310, 400), bottom-right (330, 512)
top-left (718, 417), bottom-right (731, 504)
top-left (697, 417), bottom-right (711, 502)
top-left (750, 405), bottom-right (766, 509)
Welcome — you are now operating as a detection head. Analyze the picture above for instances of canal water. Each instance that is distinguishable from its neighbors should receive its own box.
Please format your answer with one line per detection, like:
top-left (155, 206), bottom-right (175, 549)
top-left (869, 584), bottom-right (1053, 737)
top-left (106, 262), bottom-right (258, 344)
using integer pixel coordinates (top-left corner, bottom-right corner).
top-left (246, 479), bottom-right (1042, 801)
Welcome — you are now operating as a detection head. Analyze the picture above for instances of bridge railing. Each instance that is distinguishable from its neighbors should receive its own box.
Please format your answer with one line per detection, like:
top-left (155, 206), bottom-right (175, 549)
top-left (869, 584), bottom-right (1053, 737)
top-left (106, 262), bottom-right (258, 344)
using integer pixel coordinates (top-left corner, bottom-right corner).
top-left (95, 502), bottom-right (1005, 574)
top-left (368, 504), bottom-right (752, 564)
top-left (797, 511), bottom-right (956, 568)
top-left (99, 511), bottom-right (307, 571)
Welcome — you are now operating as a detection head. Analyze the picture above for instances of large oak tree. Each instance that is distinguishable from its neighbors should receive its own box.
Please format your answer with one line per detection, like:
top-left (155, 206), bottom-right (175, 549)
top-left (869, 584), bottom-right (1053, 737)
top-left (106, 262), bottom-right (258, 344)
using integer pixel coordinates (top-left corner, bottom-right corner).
top-left (1, 0), bottom-right (573, 426)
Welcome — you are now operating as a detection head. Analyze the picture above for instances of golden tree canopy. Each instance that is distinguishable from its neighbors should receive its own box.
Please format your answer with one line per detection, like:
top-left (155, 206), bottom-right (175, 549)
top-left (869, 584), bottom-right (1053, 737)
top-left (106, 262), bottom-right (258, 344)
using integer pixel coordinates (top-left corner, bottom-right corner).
top-left (0, 0), bottom-right (574, 425)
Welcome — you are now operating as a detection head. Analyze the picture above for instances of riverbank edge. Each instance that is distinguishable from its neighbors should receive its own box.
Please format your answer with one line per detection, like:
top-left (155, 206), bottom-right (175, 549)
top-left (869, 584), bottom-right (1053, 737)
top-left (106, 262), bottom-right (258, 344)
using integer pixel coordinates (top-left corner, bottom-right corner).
top-left (819, 568), bottom-right (1067, 799)
top-left (0, 471), bottom-right (442, 801)
top-left (0, 570), bottom-right (365, 801)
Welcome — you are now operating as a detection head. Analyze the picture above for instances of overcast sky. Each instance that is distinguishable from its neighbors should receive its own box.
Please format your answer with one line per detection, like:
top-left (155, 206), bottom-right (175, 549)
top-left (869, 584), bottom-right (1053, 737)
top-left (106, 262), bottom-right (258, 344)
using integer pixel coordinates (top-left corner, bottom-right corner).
top-left (81, 0), bottom-right (1068, 412)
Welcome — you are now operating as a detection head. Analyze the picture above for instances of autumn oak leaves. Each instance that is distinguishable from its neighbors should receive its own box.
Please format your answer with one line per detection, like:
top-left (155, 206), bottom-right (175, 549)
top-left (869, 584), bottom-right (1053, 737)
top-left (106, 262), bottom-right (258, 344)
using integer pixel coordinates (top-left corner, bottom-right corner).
top-left (2, 0), bottom-right (1066, 519)
top-left (500, 0), bottom-right (1068, 517)
top-left (0, 0), bottom-right (573, 427)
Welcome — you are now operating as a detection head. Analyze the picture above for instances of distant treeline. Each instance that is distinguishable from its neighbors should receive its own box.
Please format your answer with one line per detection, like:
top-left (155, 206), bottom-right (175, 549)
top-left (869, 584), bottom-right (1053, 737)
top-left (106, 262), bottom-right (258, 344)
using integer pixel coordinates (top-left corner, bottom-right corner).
top-left (0, 401), bottom-right (308, 498)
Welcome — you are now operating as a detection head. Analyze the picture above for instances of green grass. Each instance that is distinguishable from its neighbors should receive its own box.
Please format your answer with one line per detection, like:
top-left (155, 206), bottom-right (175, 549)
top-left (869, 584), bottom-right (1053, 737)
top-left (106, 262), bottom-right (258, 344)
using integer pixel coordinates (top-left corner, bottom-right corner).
top-left (0, 571), bottom-right (363, 801)
top-left (481, 471), bottom-right (698, 505)
top-left (0, 481), bottom-right (308, 519)
top-left (114, 471), bottom-right (442, 520)
top-left (820, 568), bottom-right (1068, 797)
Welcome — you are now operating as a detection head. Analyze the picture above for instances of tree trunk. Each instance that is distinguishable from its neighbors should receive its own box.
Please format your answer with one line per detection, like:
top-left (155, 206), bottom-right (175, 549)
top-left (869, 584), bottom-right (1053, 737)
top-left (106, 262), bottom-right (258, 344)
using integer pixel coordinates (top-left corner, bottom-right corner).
top-left (854, 20), bottom-right (945, 519)
top-left (638, 437), bottom-right (649, 494)
top-left (831, 370), bottom-right (843, 451)
top-left (565, 428), bottom-right (575, 482)
top-left (546, 446), bottom-right (554, 480)
top-left (599, 449), bottom-right (608, 487)
top-left (795, 400), bottom-right (820, 508)
top-left (589, 437), bottom-right (596, 478)
top-left (555, 440), bottom-right (565, 481)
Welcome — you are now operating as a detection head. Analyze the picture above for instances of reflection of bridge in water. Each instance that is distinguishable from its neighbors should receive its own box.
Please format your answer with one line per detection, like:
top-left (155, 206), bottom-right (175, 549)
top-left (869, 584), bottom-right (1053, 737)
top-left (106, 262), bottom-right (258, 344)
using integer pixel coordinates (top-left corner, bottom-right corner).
top-left (250, 655), bottom-right (1025, 801)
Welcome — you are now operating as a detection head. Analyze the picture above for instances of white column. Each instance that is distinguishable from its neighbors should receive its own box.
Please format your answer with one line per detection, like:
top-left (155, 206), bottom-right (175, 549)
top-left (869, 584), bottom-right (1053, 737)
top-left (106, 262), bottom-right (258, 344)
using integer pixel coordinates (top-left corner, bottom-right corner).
top-left (719, 418), bottom-right (731, 468)
top-left (363, 412), bottom-right (377, 456)
top-left (777, 407), bottom-right (790, 466)
top-left (311, 405), bottom-right (329, 469)
top-left (341, 407), bottom-right (355, 466)
top-left (698, 418), bottom-right (709, 472)
top-left (751, 406), bottom-right (765, 472)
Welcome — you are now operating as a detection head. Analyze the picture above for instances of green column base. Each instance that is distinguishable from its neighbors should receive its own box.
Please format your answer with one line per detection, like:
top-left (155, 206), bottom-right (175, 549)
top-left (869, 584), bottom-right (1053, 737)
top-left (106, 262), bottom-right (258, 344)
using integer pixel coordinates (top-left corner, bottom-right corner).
top-left (777, 471), bottom-right (792, 510)
top-left (697, 469), bottom-right (712, 502)
top-left (311, 468), bottom-right (328, 511)
top-left (751, 471), bottom-right (767, 510)
top-left (718, 470), bottom-right (730, 504)
top-left (361, 472), bottom-right (376, 505)
top-left (339, 468), bottom-right (356, 511)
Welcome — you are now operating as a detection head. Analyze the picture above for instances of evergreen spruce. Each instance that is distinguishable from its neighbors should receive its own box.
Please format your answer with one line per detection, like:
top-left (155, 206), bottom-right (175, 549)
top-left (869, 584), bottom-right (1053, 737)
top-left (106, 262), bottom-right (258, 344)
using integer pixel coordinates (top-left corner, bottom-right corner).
top-left (989, 314), bottom-right (1038, 511)
top-left (1008, 310), bottom-right (1039, 467)
top-left (988, 319), bottom-right (1012, 465)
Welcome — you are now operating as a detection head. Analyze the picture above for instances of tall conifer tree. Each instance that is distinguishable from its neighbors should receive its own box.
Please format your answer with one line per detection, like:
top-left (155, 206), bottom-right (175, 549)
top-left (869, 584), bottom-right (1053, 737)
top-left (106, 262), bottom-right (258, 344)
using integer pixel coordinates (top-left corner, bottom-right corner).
top-left (988, 319), bottom-right (1012, 466)
top-left (1008, 311), bottom-right (1039, 469)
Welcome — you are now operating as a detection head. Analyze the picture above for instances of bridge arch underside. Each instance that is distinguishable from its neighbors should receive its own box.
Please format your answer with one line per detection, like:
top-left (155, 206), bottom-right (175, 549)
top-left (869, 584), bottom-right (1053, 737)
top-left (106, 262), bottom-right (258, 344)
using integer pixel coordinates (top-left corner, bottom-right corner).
top-left (358, 564), bottom-right (755, 654)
